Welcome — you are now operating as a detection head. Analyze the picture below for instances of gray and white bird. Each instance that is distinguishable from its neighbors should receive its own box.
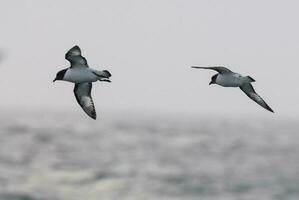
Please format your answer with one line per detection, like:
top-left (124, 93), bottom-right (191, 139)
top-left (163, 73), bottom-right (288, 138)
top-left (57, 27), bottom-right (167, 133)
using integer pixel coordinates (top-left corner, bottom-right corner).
top-left (53, 46), bottom-right (111, 119)
top-left (191, 66), bottom-right (274, 113)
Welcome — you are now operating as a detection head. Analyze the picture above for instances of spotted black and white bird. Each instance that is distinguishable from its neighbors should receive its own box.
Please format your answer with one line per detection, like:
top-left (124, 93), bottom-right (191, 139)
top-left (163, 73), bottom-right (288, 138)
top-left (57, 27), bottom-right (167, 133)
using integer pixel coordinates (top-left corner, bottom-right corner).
top-left (53, 45), bottom-right (111, 119)
top-left (191, 66), bottom-right (274, 113)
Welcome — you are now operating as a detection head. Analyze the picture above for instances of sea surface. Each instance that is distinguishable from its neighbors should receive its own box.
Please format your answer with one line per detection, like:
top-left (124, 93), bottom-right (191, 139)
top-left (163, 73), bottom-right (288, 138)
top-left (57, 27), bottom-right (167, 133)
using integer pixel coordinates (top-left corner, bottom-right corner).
top-left (0, 111), bottom-right (298, 200)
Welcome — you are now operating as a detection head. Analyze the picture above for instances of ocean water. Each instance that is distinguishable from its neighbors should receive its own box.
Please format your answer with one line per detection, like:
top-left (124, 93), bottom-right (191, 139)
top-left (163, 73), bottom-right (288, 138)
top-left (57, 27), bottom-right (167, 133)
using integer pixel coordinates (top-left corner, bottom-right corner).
top-left (0, 111), bottom-right (298, 200)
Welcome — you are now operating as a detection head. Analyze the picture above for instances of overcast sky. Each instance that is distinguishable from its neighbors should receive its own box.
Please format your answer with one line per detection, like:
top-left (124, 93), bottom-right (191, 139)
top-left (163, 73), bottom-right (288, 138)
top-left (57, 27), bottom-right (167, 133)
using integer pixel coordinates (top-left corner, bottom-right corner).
top-left (0, 0), bottom-right (298, 118)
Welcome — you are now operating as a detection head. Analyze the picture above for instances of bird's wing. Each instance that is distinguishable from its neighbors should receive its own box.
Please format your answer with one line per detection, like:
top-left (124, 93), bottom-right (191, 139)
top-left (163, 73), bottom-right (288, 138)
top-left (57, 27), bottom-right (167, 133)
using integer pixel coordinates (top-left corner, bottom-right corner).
top-left (73, 82), bottom-right (97, 119)
top-left (239, 83), bottom-right (274, 113)
top-left (65, 46), bottom-right (89, 68)
top-left (191, 66), bottom-right (232, 74)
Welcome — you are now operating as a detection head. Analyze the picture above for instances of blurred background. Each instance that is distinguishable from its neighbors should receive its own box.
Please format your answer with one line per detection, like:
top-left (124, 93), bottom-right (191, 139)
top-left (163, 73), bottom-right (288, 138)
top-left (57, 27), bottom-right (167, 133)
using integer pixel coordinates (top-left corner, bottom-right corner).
top-left (0, 0), bottom-right (299, 199)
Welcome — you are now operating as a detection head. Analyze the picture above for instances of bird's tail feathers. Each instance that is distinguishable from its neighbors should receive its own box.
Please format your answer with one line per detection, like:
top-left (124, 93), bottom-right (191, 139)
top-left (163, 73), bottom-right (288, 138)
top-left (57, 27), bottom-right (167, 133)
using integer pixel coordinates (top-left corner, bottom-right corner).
top-left (246, 76), bottom-right (256, 82)
top-left (93, 70), bottom-right (112, 78)
top-left (102, 70), bottom-right (112, 78)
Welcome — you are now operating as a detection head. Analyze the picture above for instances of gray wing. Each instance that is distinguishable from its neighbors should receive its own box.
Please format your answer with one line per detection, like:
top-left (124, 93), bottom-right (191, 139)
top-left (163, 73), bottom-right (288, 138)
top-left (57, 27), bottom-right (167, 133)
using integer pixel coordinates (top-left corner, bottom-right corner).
top-left (239, 83), bottom-right (274, 113)
top-left (65, 46), bottom-right (88, 68)
top-left (74, 82), bottom-right (97, 119)
top-left (191, 66), bottom-right (232, 74)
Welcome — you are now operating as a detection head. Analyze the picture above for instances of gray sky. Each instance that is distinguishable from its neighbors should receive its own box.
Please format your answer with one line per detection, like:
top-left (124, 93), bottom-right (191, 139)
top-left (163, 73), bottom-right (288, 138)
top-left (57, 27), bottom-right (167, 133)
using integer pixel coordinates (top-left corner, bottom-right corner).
top-left (0, 0), bottom-right (298, 118)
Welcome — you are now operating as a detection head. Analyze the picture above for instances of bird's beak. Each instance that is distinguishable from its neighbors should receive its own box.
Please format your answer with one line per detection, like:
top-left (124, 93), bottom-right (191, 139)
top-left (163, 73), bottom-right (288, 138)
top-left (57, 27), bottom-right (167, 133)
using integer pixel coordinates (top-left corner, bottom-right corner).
top-left (209, 81), bottom-right (213, 85)
top-left (53, 78), bottom-right (56, 82)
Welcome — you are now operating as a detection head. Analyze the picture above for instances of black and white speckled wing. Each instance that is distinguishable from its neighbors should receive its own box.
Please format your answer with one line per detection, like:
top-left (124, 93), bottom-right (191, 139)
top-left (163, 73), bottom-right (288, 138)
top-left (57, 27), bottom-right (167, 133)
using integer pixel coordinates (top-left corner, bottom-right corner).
top-left (73, 82), bottom-right (97, 119)
top-left (65, 46), bottom-right (88, 68)
top-left (191, 66), bottom-right (233, 74)
top-left (240, 83), bottom-right (274, 113)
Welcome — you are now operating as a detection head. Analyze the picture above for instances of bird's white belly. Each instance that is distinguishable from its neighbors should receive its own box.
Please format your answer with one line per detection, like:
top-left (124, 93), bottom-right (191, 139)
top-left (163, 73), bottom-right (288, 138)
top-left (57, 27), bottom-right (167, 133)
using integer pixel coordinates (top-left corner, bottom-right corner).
top-left (216, 74), bottom-right (243, 87)
top-left (64, 69), bottom-right (98, 83)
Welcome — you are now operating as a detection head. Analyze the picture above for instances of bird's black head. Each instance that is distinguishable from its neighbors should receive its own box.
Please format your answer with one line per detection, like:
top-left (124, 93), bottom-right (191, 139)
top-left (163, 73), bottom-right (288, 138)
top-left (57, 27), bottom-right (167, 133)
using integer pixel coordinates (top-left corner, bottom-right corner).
top-left (209, 74), bottom-right (218, 85)
top-left (53, 69), bottom-right (67, 82)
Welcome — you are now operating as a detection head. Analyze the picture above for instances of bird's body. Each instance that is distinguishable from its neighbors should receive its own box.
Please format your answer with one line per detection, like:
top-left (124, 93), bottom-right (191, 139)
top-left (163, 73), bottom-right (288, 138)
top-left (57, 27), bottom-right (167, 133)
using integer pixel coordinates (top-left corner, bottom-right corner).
top-left (191, 66), bottom-right (274, 113)
top-left (215, 73), bottom-right (244, 87)
top-left (214, 73), bottom-right (255, 87)
top-left (53, 46), bottom-right (111, 119)
top-left (63, 68), bottom-right (109, 83)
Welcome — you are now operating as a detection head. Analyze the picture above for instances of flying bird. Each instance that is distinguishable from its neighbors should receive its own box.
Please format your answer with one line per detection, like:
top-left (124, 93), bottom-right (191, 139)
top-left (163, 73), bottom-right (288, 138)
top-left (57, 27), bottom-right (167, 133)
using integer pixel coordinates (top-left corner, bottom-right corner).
top-left (53, 46), bottom-right (111, 119)
top-left (191, 66), bottom-right (274, 113)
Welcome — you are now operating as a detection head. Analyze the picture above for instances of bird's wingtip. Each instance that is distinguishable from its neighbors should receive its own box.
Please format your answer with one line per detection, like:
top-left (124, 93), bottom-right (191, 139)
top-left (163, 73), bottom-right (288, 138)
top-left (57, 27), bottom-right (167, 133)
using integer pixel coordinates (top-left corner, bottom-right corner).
top-left (92, 112), bottom-right (97, 120)
top-left (69, 45), bottom-right (80, 51)
top-left (267, 106), bottom-right (275, 113)
top-left (90, 114), bottom-right (97, 120)
top-left (191, 66), bottom-right (207, 69)
top-left (270, 109), bottom-right (275, 113)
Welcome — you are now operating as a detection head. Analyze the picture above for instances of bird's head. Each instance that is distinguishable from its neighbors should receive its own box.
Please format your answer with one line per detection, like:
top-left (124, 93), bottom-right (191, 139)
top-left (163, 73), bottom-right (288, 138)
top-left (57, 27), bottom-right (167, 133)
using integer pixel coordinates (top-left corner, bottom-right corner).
top-left (53, 69), bottom-right (67, 82)
top-left (209, 74), bottom-right (218, 85)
